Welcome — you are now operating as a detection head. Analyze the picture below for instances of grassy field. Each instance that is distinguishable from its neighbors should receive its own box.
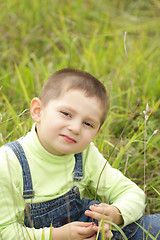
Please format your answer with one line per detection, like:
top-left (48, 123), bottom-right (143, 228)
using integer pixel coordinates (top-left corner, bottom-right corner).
top-left (0, 0), bottom-right (160, 238)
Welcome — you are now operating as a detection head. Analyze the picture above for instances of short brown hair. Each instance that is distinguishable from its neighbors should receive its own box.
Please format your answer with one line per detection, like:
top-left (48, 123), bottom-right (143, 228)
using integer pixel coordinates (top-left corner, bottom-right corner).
top-left (39, 68), bottom-right (109, 125)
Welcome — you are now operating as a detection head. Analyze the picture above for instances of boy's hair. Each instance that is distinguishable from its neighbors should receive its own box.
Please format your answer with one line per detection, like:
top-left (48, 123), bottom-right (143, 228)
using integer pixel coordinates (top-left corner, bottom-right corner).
top-left (39, 68), bottom-right (109, 125)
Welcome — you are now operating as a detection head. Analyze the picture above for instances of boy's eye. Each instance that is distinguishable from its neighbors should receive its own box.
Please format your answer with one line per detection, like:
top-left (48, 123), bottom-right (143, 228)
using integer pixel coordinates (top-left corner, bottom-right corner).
top-left (84, 121), bottom-right (93, 128)
top-left (60, 111), bottom-right (71, 118)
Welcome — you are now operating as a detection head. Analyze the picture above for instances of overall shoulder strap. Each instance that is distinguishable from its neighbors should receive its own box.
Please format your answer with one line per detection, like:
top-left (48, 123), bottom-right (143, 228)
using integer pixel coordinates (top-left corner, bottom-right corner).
top-left (5, 141), bottom-right (34, 199)
top-left (73, 152), bottom-right (83, 182)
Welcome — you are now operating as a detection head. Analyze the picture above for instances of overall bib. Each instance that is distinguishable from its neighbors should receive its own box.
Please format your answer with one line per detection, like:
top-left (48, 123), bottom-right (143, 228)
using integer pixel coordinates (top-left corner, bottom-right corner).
top-left (6, 141), bottom-right (92, 229)
top-left (6, 141), bottom-right (160, 240)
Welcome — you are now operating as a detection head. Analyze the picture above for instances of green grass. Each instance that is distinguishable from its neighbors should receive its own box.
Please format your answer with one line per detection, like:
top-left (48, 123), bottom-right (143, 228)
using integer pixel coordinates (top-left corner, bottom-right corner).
top-left (0, 0), bottom-right (160, 239)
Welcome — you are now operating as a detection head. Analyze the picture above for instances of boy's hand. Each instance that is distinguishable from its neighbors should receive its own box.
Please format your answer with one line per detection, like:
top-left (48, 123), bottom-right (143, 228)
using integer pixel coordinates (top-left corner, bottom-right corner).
top-left (85, 203), bottom-right (123, 239)
top-left (52, 221), bottom-right (97, 240)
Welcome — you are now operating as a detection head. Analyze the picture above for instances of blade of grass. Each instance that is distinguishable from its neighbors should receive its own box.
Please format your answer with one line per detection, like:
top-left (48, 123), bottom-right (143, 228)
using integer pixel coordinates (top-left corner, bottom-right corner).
top-left (135, 221), bottom-right (156, 240)
top-left (1, 92), bottom-right (24, 134)
top-left (15, 64), bottom-right (30, 106)
top-left (94, 102), bottom-right (140, 206)
top-left (150, 185), bottom-right (160, 196)
top-left (24, 226), bottom-right (34, 240)
top-left (155, 231), bottom-right (160, 240)
top-left (40, 228), bottom-right (45, 240)
top-left (49, 223), bottom-right (53, 240)
top-left (105, 220), bottom-right (128, 240)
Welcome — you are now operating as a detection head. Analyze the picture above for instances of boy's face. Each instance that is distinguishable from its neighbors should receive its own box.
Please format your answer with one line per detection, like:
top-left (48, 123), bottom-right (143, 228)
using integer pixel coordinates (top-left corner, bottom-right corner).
top-left (32, 90), bottom-right (103, 156)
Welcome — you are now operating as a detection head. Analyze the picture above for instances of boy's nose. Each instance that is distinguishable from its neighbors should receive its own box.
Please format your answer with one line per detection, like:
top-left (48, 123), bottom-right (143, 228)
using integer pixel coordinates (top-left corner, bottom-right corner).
top-left (68, 120), bottom-right (81, 134)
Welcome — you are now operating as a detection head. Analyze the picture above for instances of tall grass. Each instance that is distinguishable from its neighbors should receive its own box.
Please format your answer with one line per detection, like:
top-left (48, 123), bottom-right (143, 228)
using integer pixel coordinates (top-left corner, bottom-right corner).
top-left (0, 0), bottom-right (160, 239)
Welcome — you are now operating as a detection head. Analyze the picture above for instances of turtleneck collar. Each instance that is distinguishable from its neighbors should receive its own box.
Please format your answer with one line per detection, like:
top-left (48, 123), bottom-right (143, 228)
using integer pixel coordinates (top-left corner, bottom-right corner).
top-left (23, 123), bottom-right (74, 164)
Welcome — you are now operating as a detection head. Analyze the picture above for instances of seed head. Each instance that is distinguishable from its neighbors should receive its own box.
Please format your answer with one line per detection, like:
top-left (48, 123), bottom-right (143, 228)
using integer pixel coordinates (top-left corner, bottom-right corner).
top-left (153, 130), bottom-right (158, 135)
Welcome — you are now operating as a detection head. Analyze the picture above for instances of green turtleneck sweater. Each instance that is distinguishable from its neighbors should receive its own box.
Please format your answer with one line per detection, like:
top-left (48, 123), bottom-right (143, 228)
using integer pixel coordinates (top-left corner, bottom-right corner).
top-left (0, 124), bottom-right (145, 239)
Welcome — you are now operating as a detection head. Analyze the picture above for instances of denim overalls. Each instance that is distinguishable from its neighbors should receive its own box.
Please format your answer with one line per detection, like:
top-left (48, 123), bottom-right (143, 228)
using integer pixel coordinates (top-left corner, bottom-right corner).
top-left (6, 141), bottom-right (92, 229)
top-left (6, 141), bottom-right (160, 240)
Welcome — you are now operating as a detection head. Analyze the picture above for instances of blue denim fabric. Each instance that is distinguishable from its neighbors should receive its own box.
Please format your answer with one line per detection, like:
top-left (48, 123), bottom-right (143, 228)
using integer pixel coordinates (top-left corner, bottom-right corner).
top-left (6, 141), bottom-right (34, 199)
top-left (129, 215), bottom-right (160, 240)
top-left (25, 186), bottom-right (90, 228)
top-left (6, 141), bottom-right (90, 229)
top-left (73, 152), bottom-right (83, 181)
top-left (112, 214), bottom-right (160, 240)
top-left (112, 217), bottom-right (143, 239)
top-left (6, 141), bottom-right (160, 240)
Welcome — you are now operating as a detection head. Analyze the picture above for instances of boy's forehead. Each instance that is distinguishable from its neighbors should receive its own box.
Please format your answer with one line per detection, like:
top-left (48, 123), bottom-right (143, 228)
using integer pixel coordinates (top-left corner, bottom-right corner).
top-left (45, 89), bottom-right (103, 112)
top-left (61, 89), bottom-right (102, 105)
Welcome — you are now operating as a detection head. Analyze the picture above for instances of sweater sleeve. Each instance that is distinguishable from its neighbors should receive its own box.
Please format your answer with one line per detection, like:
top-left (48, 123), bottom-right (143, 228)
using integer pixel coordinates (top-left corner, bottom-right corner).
top-left (0, 146), bottom-right (50, 240)
top-left (83, 143), bottom-right (145, 228)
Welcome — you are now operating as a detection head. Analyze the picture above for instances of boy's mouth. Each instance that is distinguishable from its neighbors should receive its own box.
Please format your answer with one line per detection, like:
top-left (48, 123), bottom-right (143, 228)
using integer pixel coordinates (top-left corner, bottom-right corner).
top-left (60, 134), bottom-right (77, 143)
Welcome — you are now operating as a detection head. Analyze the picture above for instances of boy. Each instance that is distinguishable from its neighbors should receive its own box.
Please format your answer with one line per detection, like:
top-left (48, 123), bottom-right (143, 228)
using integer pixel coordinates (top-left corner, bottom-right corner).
top-left (0, 68), bottom-right (159, 240)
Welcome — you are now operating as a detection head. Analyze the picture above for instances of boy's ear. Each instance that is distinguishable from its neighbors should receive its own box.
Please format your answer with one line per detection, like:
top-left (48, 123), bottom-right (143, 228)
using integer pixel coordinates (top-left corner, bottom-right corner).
top-left (96, 127), bottom-right (103, 136)
top-left (30, 97), bottom-right (42, 123)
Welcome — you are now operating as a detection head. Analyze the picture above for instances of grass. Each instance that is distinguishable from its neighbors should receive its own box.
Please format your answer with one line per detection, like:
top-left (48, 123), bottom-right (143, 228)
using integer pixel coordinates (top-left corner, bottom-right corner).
top-left (0, 0), bottom-right (160, 239)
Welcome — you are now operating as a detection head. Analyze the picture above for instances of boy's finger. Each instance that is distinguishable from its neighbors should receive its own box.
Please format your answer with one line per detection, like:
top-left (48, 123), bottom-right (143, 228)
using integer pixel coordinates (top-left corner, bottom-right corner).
top-left (92, 223), bottom-right (110, 232)
top-left (85, 209), bottom-right (102, 220)
top-left (92, 223), bottom-right (113, 239)
top-left (75, 221), bottom-right (94, 227)
top-left (97, 203), bottom-right (109, 208)
top-left (89, 204), bottom-right (108, 214)
top-left (81, 224), bottom-right (97, 235)
top-left (85, 209), bottom-right (110, 222)
top-left (105, 230), bottom-right (113, 239)
top-left (84, 235), bottom-right (96, 240)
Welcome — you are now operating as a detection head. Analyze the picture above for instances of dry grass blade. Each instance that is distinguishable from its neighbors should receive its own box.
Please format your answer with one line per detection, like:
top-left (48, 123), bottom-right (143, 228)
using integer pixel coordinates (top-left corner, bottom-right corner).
top-left (91, 102), bottom-right (140, 225)
top-left (93, 101), bottom-right (140, 207)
